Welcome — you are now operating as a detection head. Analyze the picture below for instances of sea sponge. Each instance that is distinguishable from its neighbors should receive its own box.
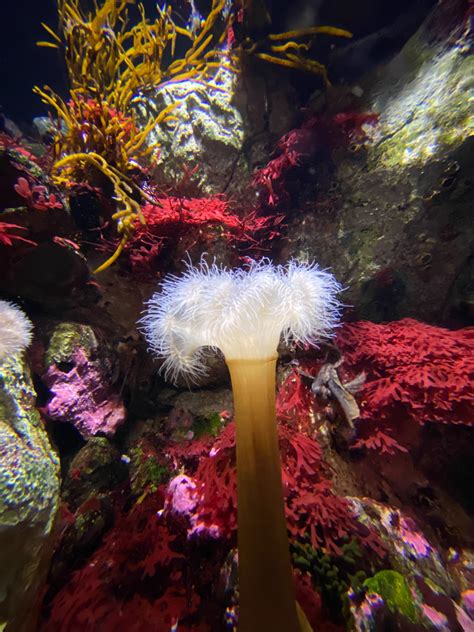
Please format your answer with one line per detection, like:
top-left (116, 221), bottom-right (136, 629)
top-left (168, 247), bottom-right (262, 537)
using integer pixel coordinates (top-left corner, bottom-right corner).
top-left (0, 300), bottom-right (33, 361)
top-left (140, 258), bottom-right (342, 382)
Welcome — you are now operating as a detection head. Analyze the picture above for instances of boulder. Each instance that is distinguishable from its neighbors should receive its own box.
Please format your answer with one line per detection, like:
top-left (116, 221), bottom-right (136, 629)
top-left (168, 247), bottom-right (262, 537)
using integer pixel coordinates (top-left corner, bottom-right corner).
top-left (0, 354), bottom-right (60, 631)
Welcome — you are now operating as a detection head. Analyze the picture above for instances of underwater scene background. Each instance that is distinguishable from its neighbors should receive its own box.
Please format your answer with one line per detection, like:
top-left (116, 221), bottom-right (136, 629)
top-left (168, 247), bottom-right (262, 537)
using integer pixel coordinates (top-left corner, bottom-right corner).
top-left (0, 0), bottom-right (473, 630)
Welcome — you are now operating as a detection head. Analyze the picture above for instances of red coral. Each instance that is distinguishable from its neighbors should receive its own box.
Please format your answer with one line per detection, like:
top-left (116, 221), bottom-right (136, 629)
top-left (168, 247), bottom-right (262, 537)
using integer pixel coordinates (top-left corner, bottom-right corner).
top-left (0, 132), bottom-right (37, 161)
top-left (337, 319), bottom-right (474, 453)
top-left (41, 491), bottom-right (203, 632)
top-left (42, 420), bottom-right (384, 630)
top-left (252, 112), bottom-right (378, 207)
top-left (115, 196), bottom-right (282, 274)
top-left (0, 221), bottom-right (36, 247)
top-left (175, 422), bottom-right (383, 557)
top-left (351, 429), bottom-right (408, 455)
top-left (14, 176), bottom-right (62, 211)
top-left (276, 368), bottom-right (314, 427)
top-left (189, 424), bottom-right (238, 539)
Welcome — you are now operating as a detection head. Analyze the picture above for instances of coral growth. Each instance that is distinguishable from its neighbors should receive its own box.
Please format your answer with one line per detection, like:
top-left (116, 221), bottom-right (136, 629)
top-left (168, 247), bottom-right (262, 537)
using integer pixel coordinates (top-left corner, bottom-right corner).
top-left (168, 423), bottom-right (383, 558)
top-left (35, 0), bottom-right (237, 271)
top-left (107, 195), bottom-right (282, 274)
top-left (0, 300), bottom-right (33, 361)
top-left (0, 222), bottom-right (36, 247)
top-left (0, 132), bottom-right (60, 213)
top-left (277, 367), bottom-right (315, 428)
top-left (40, 490), bottom-right (203, 631)
top-left (42, 323), bottom-right (125, 438)
top-left (278, 319), bottom-right (474, 454)
top-left (337, 319), bottom-right (474, 453)
top-left (14, 176), bottom-right (63, 212)
top-left (41, 422), bottom-right (384, 630)
top-left (252, 113), bottom-right (378, 208)
top-left (240, 23), bottom-right (352, 84)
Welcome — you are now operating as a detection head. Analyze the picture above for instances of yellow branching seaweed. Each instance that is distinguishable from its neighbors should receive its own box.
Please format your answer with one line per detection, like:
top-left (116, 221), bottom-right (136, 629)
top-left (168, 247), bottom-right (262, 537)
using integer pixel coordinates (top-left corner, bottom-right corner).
top-left (243, 25), bottom-right (352, 85)
top-left (35, 0), bottom-right (236, 272)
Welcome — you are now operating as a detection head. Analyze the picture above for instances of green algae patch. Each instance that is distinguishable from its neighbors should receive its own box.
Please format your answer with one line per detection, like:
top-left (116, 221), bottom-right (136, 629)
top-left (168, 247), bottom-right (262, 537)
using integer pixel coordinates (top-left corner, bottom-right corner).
top-left (45, 322), bottom-right (98, 366)
top-left (368, 43), bottom-right (474, 171)
top-left (364, 570), bottom-right (419, 622)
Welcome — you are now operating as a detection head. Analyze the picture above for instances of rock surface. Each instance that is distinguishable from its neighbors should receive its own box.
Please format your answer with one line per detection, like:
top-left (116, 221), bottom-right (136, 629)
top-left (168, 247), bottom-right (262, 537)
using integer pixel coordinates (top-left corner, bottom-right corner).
top-left (135, 68), bottom-right (245, 196)
top-left (282, 0), bottom-right (474, 323)
top-left (0, 354), bottom-right (60, 632)
top-left (348, 498), bottom-right (474, 631)
top-left (42, 322), bottom-right (126, 438)
top-left (135, 62), bottom-right (297, 199)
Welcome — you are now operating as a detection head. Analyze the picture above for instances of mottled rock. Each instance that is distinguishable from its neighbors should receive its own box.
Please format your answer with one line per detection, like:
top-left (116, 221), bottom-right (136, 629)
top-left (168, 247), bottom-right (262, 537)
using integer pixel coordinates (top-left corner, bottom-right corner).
top-left (42, 322), bottom-right (126, 438)
top-left (46, 438), bottom-right (127, 592)
top-left (135, 62), bottom-right (297, 199)
top-left (135, 68), bottom-right (245, 196)
top-left (350, 570), bottom-right (474, 631)
top-left (0, 354), bottom-right (60, 632)
top-left (63, 436), bottom-right (128, 510)
top-left (128, 436), bottom-right (170, 497)
top-left (172, 388), bottom-right (233, 419)
top-left (47, 495), bottom-right (115, 594)
top-left (283, 0), bottom-right (473, 322)
top-left (347, 497), bottom-right (474, 630)
top-left (348, 498), bottom-right (454, 594)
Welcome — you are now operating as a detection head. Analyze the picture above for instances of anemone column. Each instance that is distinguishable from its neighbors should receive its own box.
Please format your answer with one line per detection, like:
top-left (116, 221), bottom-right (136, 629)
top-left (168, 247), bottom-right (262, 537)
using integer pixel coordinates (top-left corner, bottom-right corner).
top-left (228, 356), bottom-right (299, 631)
top-left (141, 259), bottom-right (342, 632)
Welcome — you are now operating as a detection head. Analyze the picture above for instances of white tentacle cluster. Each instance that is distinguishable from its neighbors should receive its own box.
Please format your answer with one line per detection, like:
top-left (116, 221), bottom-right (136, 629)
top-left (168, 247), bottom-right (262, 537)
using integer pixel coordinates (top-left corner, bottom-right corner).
top-left (140, 259), bottom-right (342, 383)
top-left (0, 300), bottom-right (33, 362)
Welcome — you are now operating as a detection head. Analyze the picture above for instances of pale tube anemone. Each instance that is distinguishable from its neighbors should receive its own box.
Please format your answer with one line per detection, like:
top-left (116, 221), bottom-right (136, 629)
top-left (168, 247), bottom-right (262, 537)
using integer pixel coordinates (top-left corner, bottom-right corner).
top-left (0, 300), bottom-right (33, 362)
top-left (140, 259), bottom-right (342, 632)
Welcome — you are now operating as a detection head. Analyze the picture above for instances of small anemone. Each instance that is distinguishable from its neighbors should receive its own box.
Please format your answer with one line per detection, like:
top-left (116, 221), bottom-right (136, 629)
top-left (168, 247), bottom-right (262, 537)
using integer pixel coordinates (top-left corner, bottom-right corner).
top-left (0, 301), bottom-right (33, 361)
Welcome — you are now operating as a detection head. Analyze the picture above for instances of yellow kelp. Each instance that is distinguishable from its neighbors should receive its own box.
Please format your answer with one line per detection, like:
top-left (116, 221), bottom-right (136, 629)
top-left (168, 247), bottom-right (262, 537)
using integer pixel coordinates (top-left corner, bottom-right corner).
top-left (35, 0), bottom-right (236, 272)
top-left (242, 25), bottom-right (352, 85)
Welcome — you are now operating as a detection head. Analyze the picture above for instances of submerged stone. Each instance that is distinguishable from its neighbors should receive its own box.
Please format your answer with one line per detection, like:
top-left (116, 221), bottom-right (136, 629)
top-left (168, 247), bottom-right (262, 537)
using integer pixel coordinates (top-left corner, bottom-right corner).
top-left (135, 68), bottom-right (245, 196)
top-left (0, 354), bottom-right (60, 632)
top-left (284, 0), bottom-right (473, 322)
top-left (42, 322), bottom-right (126, 438)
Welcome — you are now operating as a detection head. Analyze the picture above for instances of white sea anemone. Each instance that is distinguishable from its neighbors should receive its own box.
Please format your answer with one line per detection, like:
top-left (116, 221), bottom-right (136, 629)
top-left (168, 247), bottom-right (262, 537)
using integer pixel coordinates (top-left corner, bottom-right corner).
top-left (0, 300), bottom-right (33, 362)
top-left (140, 258), bottom-right (342, 382)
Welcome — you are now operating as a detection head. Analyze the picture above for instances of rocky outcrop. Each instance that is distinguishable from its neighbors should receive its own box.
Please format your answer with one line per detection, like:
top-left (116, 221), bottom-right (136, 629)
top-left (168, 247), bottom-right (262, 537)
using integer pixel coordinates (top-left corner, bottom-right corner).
top-left (42, 323), bottom-right (126, 438)
top-left (0, 354), bottom-right (60, 632)
top-left (283, 0), bottom-right (473, 323)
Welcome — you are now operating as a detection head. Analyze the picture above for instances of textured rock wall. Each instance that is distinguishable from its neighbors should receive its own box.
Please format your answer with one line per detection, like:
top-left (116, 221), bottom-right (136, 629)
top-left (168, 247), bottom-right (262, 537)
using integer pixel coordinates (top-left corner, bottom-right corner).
top-left (282, 0), bottom-right (473, 322)
top-left (0, 355), bottom-right (60, 632)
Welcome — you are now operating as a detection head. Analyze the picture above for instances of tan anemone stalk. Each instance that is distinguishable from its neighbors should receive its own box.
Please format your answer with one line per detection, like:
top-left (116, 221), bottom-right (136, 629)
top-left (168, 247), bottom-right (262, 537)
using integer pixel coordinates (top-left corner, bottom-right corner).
top-left (140, 259), bottom-right (342, 632)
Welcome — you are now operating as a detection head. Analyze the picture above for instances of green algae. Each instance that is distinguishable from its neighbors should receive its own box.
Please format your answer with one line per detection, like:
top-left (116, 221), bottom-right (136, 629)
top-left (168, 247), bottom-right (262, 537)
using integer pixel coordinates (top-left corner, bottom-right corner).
top-left (45, 322), bottom-right (98, 366)
top-left (292, 537), bottom-right (368, 625)
top-left (193, 411), bottom-right (222, 438)
top-left (363, 570), bottom-right (419, 623)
